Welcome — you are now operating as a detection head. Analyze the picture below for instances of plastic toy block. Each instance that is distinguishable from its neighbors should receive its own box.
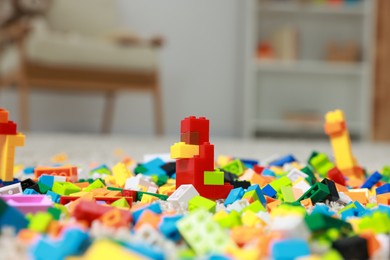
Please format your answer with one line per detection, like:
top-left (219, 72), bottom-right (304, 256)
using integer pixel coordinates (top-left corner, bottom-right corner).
top-left (189, 195), bottom-right (216, 213)
top-left (253, 165), bottom-right (265, 174)
top-left (269, 176), bottom-right (292, 193)
top-left (177, 208), bottom-right (231, 256)
top-left (108, 162), bottom-right (133, 188)
top-left (286, 168), bottom-right (308, 182)
top-left (83, 179), bottom-right (105, 191)
top-left (180, 116), bottom-right (210, 144)
top-left (262, 184), bottom-right (277, 198)
top-left (221, 159), bottom-right (245, 176)
top-left (20, 178), bottom-right (39, 192)
top-left (24, 188), bottom-right (39, 195)
top-left (0, 182), bottom-right (22, 195)
top-left (75, 239), bottom-right (145, 260)
top-left (0, 121), bottom-right (17, 135)
top-left (139, 158), bottom-right (167, 176)
top-left (28, 212), bottom-right (53, 232)
top-left (269, 154), bottom-right (297, 167)
top-left (47, 207), bottom-right (62, 220)
top-left (309, 152), bottom-right (335, 177)
top-left (0, 109), bottom-right (9, 123)
top-left (300, 166), bottom-right (317, 185)
top-left (242, 200), bottom-right (266, 213)
top-left (343, 191), bottom-right (368, 205)
top-left (377, 193), bottom-right (390, 205)
top-left (134, 210), bottom-right (161, 230)
top-left (136, 191), bottom-right (168, 201)
top-left (181, 131), bottom-right (199, 145)
top-left (357, 211), bottom-right (390, 234)
top-left (0, 198), bottom-right (28, 232)
top-left (39, 174), bottom-right (66, 189)
top-left (167, 184), bottom-right (199, 206)
top-left (281, 186), bottom-right (295, 202)
top-left (140, 194), bottom-right (159, 203)
top-left (100, 208), bottom-right (132, 229)
top-left (1, 194), bottom-right (53, 214)
top-left (242, 189), bottom-right (259, 204)
top-left (271, 239), bottom-right (310, 260)
top-left (34, 166), bottom-right (78, 182)
top-left (361, 171), bottom-right (382, 189)
top-left (300, 198), bottom-right (313, 208)
top-left (332, 236), bottom-right (369, 260)
top-left (304, 213), bottom-right (352, 233)
top-left (32, 228), bottom-right (90, 260)
top-left (297, 182), bottom-right (330, 204)
top-left (0, 133), bottom-right (25, 181)
top-left (260, 168), bottom-right (275, 177)
top-left (191, 183), bottom-right (233, 200)
top-left (224, 187), bottom-right (244, 206)
top-left (240, 158), bottom-right (259, 168)
top-left (159, 215), bottom-right (183, 242)
top-left (52, 182), bottom-right (81, 195)
top-left (132, 202), bottom-right (162, 223)
top-left (327, 167), bottom-right (347, 186)
top-left (321, 178), bottom-right (340, 201)
top-left (204, 169), bottom-right (224, 185)
top-left (232, 180), bottom-right (251, 189)
top-left (214, 210), bottom-right (241, 228)
top-left (89, 164), bottom-right (111, 176)
top-left (376, 183), bottom-right (390, 195)
top-left (360, 232), bottom-right (381, 258)
top-left (161, 162), bottom-right (176, 177)
top-left (324, 110), bottom-right (363, 178)
top-left (110, 197), bottom-right (131, 209)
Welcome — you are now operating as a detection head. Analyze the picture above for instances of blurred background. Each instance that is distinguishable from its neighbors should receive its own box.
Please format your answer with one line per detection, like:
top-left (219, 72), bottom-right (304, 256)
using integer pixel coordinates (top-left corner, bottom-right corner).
top-left (0, 0), bottom-right (389, 140)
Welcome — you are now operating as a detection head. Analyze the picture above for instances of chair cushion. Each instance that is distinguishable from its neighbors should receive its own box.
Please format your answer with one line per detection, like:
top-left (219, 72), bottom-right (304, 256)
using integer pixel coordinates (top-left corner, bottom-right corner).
top-left (25, 29), bottom-right (158, 72)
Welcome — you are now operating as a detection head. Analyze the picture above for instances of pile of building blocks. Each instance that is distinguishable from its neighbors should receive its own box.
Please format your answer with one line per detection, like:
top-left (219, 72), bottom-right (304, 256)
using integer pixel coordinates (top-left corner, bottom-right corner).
top-left (0, 108), bottom-right (389, 259)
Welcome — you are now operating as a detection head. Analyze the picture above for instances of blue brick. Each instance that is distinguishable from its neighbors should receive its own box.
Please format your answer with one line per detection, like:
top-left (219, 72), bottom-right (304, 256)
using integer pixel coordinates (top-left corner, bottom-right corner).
top-left (271, 239), bottom-right (310, 260)
top-left (0, 199), bottom-right (28, 232)
top-left (46, 191), bottom-right (61, 203)
top-left (269, 154), bottom-right (297, 167)
top-left (262, 168), bottom-right (276, 177)
top-left (141, 158), bottom-right (166, 177)
top-left (262, 184), bottom-right (277, 198)
top-left (159, 214), bottom-right (183, 242)
top-left (23, 188), bottom-right (39, 195)
top-left (361, 171), bottom-right (382, 189)
top-left (247, 184), bottom-right (266, 206)
top-left (224, 187), bottom-right (245, 206)
top-left (376, 183), bottom-right (390, 195)
top-left (39, 175), bottom-right (55, 188)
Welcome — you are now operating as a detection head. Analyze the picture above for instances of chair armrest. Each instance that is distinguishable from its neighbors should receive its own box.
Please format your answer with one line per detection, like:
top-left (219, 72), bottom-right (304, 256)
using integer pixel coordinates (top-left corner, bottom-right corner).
top-left (0, 21), bottom-right (30, 45)
top-left (105, 30), bottom-right (164, 48)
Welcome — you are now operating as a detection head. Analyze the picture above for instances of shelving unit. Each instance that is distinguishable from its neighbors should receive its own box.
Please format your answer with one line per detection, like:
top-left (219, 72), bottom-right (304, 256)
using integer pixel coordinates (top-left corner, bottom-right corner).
top-left (242, 0), bottom-right (375, 138)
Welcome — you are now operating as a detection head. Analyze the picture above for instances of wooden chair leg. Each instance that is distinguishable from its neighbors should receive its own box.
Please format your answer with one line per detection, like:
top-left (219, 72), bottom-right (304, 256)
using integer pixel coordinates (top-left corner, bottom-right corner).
top-left (153, 83), bottom-right (164, 136)
top-left (18, 74), bottom-right (30, 132)
top-left (102, 91), bottom-right (115, 134)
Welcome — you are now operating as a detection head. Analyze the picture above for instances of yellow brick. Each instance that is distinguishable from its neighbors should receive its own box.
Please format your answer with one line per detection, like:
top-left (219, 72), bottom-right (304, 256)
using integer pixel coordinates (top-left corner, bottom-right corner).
top-left (112, 162), bottom-right (133, 188)
top-left (170, 142), bottom-right (199, 159)
top-left (0, 133), bottom-right (25, 181)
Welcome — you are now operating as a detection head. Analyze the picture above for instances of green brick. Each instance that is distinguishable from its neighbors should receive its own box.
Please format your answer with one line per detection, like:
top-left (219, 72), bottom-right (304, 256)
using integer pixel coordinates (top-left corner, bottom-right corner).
top-left (28, 212), bottom-right (53, 233)
top-left (281, 186), bottom-right (295, 202)
top-left (47, 207), bottom-right (61, 220)
top-left (107, 187), bottom-right (123, 191)
top-left (309, 153), bottom-right (335, 177)
top-left (156, 174), bottom-right (169, 186)
top-left (204, 170), bottom-right (224, 185)
top-left (136, 191), bottom-right (168, 201)
top-left (305, 213), bottom-right (352, 234)
top-left (270, 176), bottom-right (292, 193)
top-left (84, 179), bottom-right (105, 192)
top-left (189, 195), bottom-right (216, 213)
top-left (301, 166), bottom-right (317, 185)
top-left (52, 182), bottom-right (81, 195)
top-left (214, 210), bottom-right (241, 228)
top-left (134, 165), bottom-right (148, 174)
top-left (221, 159), bottom-right (245, 176)
top-left (111, 198), bottom-right (131, 209)
top-left (242, 200), bottom-right (266, 213)
top-left (297, 182), bottom-right (330, 204)
top-left (37, 182), bottom-right (51, 194)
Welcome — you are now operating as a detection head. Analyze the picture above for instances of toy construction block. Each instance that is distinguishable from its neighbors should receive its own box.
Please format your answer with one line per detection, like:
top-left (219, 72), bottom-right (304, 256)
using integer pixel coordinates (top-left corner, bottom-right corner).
top-left (324, 109), bottom-right (363, 179)
top-left (0, 108), bottom-right (25, 182)
top-left (171, 116), bottom-right (233, 199)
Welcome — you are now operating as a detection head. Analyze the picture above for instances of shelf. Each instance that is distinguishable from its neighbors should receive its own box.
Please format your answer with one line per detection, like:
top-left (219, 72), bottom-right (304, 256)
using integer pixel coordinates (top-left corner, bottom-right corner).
top-left (258, 2), bottom-right (366, 16)
top-left (250, 119), bottom-right (362, 134)
top-left (254, 59), bottom-right (365, 75)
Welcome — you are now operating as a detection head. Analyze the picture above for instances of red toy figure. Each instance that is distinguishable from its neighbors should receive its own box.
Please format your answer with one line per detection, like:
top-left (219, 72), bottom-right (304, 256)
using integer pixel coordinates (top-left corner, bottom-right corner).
top-left (170, 116), bottom-right (233, 200)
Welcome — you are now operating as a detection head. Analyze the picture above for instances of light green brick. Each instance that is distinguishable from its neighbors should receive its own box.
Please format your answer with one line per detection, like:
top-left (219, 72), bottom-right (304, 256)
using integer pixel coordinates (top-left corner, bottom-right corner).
top-left (177, 208), bottom-right (232, 256)
top-left (83, 179), bottom-right (105, 192)
top-left (242, 190), bottom-right (259, 203)
top-left (270, 176), bottom-right (292, 193)
top-left (281, 186), bottom-right (295, 202)
top-left (204, 170), bottom-right (224, 185)
top-left (52, 182), bottom-right (81, 195)
top-left (221, 159), bottom-right (245, 176)
top-left (28, 212), bottom-right (53, 233)
top-left (111, 198), bottom-right (131, 209)
top-left (242, 200), bottom-right (266, 213)
top-left (189, 195), bottom-right (216, 213)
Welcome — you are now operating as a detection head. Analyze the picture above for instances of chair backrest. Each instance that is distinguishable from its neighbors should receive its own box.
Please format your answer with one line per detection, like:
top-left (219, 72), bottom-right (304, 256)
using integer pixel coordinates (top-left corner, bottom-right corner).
top-left (46, 0), bottom-right (119, 37)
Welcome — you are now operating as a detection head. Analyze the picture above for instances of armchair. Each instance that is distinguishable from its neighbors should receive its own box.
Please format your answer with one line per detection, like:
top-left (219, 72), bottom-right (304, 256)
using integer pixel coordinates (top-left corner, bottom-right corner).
top-left (0, 0), bottom-right (164, 134)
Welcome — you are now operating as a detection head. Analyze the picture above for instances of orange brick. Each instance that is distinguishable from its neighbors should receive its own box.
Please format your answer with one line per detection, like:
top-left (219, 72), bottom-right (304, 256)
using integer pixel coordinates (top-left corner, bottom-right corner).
top-left (267, 200), bottom-right (281, 212)
top-left (335, 183), bottom-right (348, 192)
top-left (344, 191), bottom-right (368, 205)
top-left (300, 198), bottom-right (313, 208)
top-left (377, 193), bottom-right (390, 205)
top-left (134, 210), bottom-right (161, 231)
top-left (360, 232), bottom-right (381, 257)
top-left (230, 226), bottom-right (263, 246)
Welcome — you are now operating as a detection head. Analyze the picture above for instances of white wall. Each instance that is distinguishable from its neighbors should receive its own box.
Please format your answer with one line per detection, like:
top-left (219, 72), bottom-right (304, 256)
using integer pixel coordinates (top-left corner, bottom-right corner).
top-left (0, 0), bottom-right (242, 137)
